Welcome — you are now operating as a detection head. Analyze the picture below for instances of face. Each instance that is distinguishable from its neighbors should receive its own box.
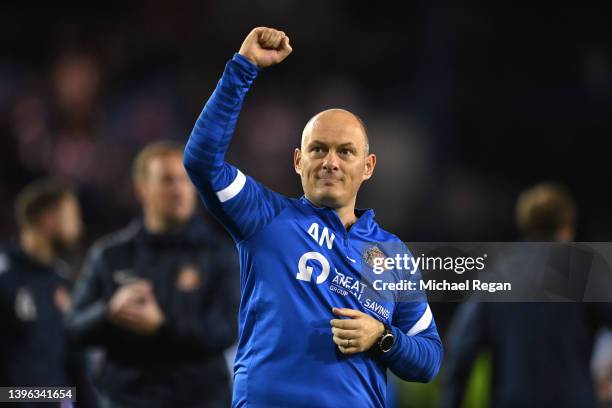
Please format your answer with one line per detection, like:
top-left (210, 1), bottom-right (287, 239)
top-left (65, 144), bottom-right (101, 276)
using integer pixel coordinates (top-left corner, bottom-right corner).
top-left (294, 110), bottom-right (376, 209)
top-left (50, 194), bottom-right (83, 250)
top-left (137, 153), bottom-right (197, 227)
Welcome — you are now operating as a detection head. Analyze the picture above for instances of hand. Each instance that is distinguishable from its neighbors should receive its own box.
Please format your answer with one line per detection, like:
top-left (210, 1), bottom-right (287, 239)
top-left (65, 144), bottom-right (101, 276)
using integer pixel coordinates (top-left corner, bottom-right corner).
top-left (330, 307), bottom-right (385, 354)
top-left (108, 280), bottom-right (148, 317)
top-left (108, 280), bottom-right (165, 335)
top-left (239, 27), bottom-right (292, 68)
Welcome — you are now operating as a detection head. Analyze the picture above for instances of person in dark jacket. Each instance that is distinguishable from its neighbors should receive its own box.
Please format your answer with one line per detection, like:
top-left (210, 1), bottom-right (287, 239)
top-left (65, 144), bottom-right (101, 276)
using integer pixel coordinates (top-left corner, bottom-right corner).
top-left (0, 179), bottom-right (96, 407)
top-left (66, 141), bottom-right (239, 408)
top-left (439, 182), bottom-right (612, 408)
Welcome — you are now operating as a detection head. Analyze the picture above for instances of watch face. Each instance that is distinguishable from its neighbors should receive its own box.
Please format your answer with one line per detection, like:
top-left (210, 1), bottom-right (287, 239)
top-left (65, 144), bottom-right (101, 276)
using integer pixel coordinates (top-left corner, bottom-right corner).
top-left (380, 334), bottom-right (394, 352)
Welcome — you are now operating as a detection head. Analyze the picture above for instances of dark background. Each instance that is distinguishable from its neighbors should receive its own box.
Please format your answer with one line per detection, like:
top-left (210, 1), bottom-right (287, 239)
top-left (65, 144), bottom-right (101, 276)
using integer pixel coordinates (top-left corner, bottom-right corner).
top-left (2, 2), bottom-right (612, 405)
top-left (3, 1), bottom-right (611, 245)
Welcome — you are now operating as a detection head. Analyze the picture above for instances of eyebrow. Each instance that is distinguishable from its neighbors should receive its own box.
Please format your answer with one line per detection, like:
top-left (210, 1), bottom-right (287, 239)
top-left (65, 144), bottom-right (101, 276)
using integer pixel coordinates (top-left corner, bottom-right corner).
top-left (338, 143), bottom-right (357, 149)
top-left (308, 140), bottom-right (357, 149)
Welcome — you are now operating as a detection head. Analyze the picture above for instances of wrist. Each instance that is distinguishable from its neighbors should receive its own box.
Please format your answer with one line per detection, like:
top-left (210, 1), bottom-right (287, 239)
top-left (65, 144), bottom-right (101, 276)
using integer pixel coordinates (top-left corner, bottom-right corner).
top-left (232, 53), bottom-right (261, 79)
top-left (237, 52), bottom-right (259, 68)
top-left (376, 321), bottom-right (385, 339)
top-left (376, 323), bottom-right (395, 354)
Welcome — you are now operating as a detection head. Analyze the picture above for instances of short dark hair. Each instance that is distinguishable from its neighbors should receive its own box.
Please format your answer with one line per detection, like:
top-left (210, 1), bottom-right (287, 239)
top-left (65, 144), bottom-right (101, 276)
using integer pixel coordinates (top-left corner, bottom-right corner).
top-left (516, 182), bottom-right (576, 240)
top-left (15, 180), bottom-right (75, 228)
top-left (132, 140), bottom-right (184, 184)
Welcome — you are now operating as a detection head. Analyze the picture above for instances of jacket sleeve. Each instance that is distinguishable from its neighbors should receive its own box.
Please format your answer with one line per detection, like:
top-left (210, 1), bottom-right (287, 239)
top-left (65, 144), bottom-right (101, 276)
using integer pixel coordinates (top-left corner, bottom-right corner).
top-left (64, 345), bottom-right (99, 408)
top-left (184, 53), bottom-right (289, 243)
top-left (437, 301), bottom-right (488, 408)
top-left (375, 243), bottom-right (443, 383)
top-left (378, 301), bottom-right (443, 383)
top-left (65, 246), bottom-right (111, 346)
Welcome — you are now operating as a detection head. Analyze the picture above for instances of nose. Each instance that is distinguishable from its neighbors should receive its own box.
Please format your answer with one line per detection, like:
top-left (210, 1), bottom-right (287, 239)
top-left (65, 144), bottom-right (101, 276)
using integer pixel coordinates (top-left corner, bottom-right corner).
top-left (322, 152), bottom-right (340, 171)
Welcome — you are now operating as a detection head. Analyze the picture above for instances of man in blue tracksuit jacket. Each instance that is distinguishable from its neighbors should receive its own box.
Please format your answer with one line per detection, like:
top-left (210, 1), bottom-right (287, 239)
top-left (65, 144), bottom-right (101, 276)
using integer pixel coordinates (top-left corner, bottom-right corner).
top-left (184, 27), bottom-right (443, 407)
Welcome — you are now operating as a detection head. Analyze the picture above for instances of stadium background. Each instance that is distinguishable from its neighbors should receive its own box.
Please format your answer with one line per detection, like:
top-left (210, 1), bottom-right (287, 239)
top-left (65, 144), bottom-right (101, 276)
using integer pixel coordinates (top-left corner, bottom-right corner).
top-left (1, 1), bottom-right (611, 407)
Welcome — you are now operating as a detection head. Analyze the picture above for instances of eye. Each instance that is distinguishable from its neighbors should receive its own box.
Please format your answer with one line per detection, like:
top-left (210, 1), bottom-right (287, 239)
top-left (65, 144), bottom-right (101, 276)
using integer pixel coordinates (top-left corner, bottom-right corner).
top-left (339, 149), bottom-right (352, 156)
top-left (311, 146), bottom-right (324, 153)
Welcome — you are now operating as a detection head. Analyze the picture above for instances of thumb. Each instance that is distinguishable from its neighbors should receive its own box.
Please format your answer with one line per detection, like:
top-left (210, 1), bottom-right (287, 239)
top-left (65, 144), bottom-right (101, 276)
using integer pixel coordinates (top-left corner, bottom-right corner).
top-left (279, 36), bottom-right (293, 58)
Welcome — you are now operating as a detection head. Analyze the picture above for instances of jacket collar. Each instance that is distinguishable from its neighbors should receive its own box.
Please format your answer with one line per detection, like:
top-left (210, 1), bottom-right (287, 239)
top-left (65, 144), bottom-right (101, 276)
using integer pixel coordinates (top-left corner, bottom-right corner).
top-left (133, 214), bottom-right (214, 248)
top-left (298, 196), bottom-right (376, 237)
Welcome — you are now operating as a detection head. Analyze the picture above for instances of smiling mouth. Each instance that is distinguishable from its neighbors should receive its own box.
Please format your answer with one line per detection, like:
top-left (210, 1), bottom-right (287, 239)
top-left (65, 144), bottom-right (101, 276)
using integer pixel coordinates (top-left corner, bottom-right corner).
top-left (318, 177), bottom-right (340, 187)
top-left (317, 177), bottom-right (341, 185)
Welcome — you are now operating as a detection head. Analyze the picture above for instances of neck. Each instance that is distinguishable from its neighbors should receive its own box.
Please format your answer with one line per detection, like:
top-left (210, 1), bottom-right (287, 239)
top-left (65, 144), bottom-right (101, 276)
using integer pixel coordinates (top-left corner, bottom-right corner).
top-left (335, 205), bottom-right (358, 230)
top-left (20, 229), bottom-right (54, 265)
top-left (305, 194), bottom-right (358, 229)
top-left (144, 211), bottom-right (187, 234)
top-left (144, 212), bottom-right (169, 234)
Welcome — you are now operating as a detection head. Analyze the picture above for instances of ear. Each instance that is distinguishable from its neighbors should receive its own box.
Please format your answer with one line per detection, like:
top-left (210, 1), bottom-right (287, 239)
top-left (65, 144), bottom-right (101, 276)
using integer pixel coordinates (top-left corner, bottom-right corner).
top-left (363, 153), bottom-right (376, 181)
top-left (294, 148), bottom-right (302, 175)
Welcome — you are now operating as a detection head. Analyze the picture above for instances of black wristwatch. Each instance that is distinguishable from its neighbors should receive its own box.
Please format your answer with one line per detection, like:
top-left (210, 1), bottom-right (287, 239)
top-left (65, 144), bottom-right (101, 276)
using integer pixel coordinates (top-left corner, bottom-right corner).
top-left (377, 325), bottom-right (395, 353)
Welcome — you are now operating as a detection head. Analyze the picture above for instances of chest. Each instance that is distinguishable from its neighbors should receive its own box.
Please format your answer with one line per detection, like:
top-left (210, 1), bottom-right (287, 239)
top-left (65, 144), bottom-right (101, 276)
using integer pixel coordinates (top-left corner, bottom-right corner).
top-left (102, 244), bottom-right (214, 307)
top-left (4, 271), bottom-right (67, 332)
top-left (244, 215), bottom-right (397, 323)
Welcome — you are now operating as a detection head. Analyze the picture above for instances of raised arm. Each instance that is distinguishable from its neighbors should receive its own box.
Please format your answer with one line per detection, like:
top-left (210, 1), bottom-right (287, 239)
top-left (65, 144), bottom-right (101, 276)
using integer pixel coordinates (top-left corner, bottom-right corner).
top-left (184, 27), bottom-right (293, 242)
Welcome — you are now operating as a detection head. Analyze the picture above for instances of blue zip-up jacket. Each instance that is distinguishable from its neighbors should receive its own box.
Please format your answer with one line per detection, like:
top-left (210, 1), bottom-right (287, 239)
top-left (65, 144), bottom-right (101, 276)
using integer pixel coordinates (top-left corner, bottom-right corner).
top-left (184, 53), bottom-right (443, 408)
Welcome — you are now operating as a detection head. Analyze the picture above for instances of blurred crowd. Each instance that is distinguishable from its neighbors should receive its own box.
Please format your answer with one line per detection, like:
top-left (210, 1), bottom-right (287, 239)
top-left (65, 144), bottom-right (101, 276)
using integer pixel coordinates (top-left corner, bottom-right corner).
top-left (3, 2), bottom-right (612, 246)
top-left (2, 1), bottom-right (612, 407)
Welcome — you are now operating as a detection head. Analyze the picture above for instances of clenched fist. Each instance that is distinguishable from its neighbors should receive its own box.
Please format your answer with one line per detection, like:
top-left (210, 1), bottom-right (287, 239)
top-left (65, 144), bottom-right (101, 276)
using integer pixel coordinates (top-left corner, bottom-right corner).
top-left (239, 27), bottom-right (292, 68)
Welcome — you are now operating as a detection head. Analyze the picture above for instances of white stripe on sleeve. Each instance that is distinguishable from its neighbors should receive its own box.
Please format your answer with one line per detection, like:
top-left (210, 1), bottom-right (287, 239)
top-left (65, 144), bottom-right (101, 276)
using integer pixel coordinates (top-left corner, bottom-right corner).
top-left (216, 170), bottom-right (246, 203)
top-left (406, 304), bottom-right (433, 336)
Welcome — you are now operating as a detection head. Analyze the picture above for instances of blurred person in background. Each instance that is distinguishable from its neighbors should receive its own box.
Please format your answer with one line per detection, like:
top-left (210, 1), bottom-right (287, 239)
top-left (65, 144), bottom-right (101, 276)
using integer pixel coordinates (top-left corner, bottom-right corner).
top-left (439, 182), bottom-right (612, 408)
top-left (66, 141), bottom-right (239, 408)
top-left (0, 180), bottom-right (96, 407)
top-left (592, 329), bottom-right (612, 407)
